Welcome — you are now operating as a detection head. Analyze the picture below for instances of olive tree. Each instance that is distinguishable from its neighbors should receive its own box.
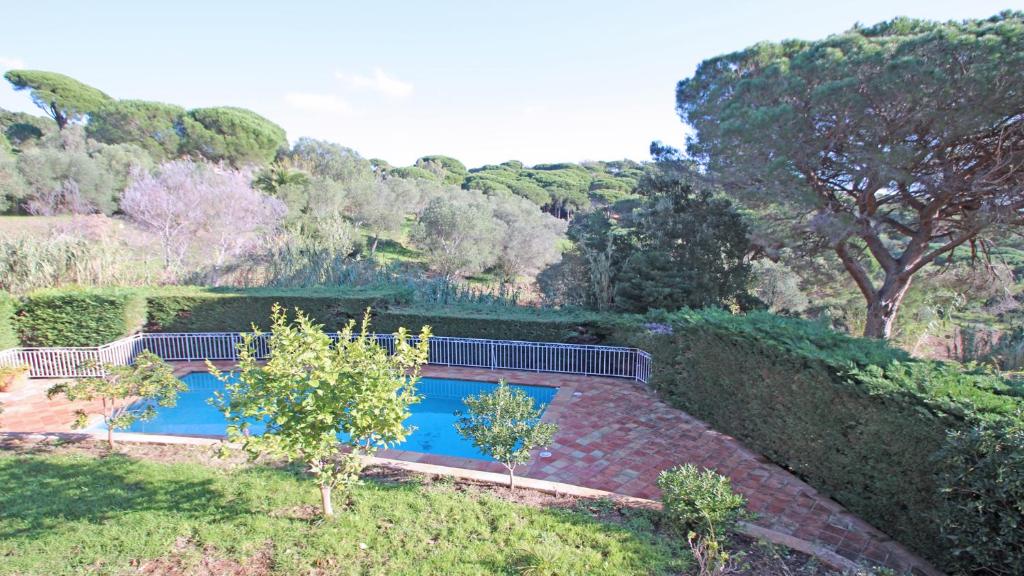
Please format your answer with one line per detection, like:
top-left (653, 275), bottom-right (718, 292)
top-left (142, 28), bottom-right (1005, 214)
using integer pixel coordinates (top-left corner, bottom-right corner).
top-left (411, 189), bottom-right (503, 279)
top-left (212, 306), bottom-right (430, 517)
top-left (454, 381), bottom-right (558, 490)
top-left (676, 12), bottom-right (1024, 338)
top-left (491, 195), bottom-right (567, 281)
top-left (46, 351), bottom-right (184, 449)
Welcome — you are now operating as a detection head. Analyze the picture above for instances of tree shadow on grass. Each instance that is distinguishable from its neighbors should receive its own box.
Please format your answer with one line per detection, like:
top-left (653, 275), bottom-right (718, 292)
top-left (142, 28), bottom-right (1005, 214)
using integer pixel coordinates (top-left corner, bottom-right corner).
top-left (0, 453), bottom-right (251, 540)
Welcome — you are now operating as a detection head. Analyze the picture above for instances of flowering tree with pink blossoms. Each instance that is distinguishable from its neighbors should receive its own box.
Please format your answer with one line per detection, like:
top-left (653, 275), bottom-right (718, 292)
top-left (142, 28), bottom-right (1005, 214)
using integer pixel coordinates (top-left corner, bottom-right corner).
top-left (121, 159), bottom-right (285, 273)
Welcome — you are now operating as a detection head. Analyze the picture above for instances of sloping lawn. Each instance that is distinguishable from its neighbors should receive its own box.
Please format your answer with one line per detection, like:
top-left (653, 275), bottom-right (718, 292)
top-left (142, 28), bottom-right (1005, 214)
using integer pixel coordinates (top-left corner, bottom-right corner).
top-left (0, 452), bottom-right (687, 575)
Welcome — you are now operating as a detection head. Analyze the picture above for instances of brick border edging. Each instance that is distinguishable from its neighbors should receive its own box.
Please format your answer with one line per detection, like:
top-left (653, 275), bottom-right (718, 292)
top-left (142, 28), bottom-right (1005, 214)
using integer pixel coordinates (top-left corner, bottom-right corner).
top-left (0, 430), bottom-right (931, 575)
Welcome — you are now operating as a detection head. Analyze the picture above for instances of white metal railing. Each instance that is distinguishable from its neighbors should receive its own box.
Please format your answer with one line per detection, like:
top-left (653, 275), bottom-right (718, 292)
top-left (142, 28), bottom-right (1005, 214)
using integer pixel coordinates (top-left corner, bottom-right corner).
top-left (0, 332), bottom-right (652, 383)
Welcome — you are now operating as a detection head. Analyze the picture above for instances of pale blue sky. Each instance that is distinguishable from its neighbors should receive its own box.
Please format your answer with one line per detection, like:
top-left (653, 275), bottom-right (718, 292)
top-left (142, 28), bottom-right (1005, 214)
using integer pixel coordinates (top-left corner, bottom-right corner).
top-left (1, 1), bottom-right (1020, 166)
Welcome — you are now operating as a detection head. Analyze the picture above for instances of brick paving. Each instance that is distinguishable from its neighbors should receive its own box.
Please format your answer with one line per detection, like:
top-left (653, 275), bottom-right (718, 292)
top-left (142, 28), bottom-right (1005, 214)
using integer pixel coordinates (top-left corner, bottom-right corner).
top-left (0, 363), bottom-right (938, 574)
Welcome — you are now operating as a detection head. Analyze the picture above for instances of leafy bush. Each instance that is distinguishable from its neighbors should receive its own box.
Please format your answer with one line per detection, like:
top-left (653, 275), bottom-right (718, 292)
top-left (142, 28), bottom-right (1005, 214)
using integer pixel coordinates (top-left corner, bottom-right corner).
top-left (614, 308), bottom-right (1024, 566)
top-left (144, 286), bottom-right (411, 332)
top-left (16, 288), bottom-right (146, 346)
top-left (0, 292), bottom-right (16, 349)
top-left (657, 464), bottom-right (746, 537)
top-left (936, 419), bottom-right (1024, 576)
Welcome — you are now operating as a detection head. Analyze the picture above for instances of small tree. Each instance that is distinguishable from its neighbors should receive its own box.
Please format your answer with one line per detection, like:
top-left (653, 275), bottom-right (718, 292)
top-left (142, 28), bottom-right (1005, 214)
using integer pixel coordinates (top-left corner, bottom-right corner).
top-left (47, 351), bottom-right (185, 449)
top-left (212, 305), bottom-right (430, 517)
top-left (454, 381), bottom-right (558, 490)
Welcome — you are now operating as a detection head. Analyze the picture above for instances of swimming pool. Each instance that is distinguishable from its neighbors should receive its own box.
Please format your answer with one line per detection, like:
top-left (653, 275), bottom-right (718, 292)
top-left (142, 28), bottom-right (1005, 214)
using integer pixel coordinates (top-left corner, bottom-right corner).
top-left (104, 372), bottom-right (558, 461)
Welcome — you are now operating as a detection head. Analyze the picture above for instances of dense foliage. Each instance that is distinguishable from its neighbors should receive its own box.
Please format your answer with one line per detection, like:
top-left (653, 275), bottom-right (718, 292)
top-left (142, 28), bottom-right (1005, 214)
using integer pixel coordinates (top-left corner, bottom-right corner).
top-left (677, 12), bottom-right (1024, 338)
top-left (613, 167), bottom-right (750, 312)
top-left (615, 308), bottom-right (1024, 568)
top-left (935, 419), bottom-right (1024, 575)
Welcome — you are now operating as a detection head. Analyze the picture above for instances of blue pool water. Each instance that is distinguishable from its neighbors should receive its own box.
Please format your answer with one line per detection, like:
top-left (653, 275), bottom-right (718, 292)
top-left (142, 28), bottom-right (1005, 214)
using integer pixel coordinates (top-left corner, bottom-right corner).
top-left (108, 372), bottom-right (558, 461)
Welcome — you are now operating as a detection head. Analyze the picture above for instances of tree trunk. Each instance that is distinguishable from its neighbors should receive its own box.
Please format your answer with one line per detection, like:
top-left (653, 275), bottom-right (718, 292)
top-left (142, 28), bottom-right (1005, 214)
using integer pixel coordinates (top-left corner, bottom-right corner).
top-left (370, 235), bottom-right (380, 257)
top-left (107, 425), bottom-right (114, 450)
top-left (507, 466), bottom-right (516, 491)
top-left (863, 276), bottom-right (913, 339)
top-left (320, 484), bottom-right (334, 517)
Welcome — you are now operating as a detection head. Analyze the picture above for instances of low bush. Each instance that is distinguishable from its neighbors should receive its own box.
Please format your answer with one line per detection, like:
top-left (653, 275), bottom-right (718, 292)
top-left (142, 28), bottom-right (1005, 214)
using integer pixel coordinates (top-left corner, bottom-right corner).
top-left (657, 464), bottom-right (745, 537)
top-left (15, 288), bottom-right (147, 346)
top-left (144, 286), bottom-right (412, 332)
top-left (0, 292), bottom-right (16, 349)
top-left (614, 308), bottom-right (1024, 568)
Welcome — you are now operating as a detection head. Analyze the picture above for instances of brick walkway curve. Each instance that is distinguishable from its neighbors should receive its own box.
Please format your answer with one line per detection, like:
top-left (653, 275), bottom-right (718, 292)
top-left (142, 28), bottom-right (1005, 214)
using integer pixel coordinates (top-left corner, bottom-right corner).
top-left (0, 363), bottom-right (939, 574)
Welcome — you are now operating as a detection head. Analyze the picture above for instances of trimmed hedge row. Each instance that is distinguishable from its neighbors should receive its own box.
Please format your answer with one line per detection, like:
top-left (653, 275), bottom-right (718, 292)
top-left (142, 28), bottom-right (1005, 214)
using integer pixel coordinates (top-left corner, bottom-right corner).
top-left (612, 309), bottom-right (1024, 568)
top-left (15, 288), bottom-right (147, 347)
top-left (372, 304), bottom-right (605, 343)
top-left (0, 292), bottom-right (17, 349)
top-left (6, 286), bottom-right (416, 347)
top-left (145, 286), bottom-right (412, 333)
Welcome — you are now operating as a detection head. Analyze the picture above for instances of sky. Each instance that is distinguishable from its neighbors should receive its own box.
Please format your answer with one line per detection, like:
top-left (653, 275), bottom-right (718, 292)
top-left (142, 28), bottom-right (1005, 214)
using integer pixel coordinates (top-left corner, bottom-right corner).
top-left (1, 0), bottom-right (1021, 167)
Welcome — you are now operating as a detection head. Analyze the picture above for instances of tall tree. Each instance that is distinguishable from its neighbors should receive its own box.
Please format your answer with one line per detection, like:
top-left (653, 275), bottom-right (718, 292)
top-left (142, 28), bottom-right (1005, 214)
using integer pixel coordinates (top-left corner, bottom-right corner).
top-left (86, 100), bottom-right (186, 160)
top-left (676, 12), bottom-right (1024, 338)
top-left (4, 70), bottom-right (111, 130)
top-left (613, 167), bottom-right (751, 313)
top-left (180, 106), bottom-right (286, 166)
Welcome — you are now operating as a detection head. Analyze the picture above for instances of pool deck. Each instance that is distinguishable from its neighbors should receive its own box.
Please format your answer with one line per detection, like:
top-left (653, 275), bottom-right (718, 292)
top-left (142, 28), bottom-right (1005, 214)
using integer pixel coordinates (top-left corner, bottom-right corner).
top-left (0, 362), bottom-right (940, 575)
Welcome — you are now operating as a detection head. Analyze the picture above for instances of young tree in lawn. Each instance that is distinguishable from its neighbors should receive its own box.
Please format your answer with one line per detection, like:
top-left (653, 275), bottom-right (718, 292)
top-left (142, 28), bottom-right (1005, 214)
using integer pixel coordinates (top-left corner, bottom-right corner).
top-left (46, 351), bottom-right (185, 449)
top-left (676, 12), bottom-right (1024, 338)
top-left (212, 305), bottom-right (430, 517)
top-left (454, 381), bottom-right (558, 490)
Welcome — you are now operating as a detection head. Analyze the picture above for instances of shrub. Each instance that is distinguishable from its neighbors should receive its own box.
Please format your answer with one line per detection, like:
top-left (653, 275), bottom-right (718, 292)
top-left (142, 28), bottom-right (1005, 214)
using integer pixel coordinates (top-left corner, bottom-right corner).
top-left (936, 418), bottom-right (1024, 575)
top-left (614, 308), bottom-right (1024, 566)
top-left (16, 287), bottom-right (146, 346)
top-left (0, 292), bottom-right (16, 349)
top-left (657, 464), bottom-right (746, 537)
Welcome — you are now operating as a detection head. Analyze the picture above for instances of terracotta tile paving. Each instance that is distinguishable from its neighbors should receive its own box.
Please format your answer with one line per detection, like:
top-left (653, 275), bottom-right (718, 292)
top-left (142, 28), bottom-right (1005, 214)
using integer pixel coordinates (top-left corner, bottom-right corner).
top-left (0, 363), bottom-right (937, 574)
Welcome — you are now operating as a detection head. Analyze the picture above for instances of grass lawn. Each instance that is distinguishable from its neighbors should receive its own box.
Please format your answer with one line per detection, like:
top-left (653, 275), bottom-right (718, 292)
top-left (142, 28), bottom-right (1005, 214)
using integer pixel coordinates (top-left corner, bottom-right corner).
top-left (0, 451), bottom-right (688, 575)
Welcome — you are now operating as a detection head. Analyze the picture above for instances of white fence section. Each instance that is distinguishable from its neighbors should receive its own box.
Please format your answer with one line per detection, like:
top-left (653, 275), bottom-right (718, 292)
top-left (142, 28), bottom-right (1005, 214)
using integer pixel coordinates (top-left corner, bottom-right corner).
top-left (0, 332), bottom-right (653, 383)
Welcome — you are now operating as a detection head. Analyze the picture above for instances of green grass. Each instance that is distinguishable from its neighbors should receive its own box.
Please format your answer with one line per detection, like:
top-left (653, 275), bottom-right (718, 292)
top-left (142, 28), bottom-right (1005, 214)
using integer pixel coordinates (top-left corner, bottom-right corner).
top-left (0, 453), bottom-right (687, 575)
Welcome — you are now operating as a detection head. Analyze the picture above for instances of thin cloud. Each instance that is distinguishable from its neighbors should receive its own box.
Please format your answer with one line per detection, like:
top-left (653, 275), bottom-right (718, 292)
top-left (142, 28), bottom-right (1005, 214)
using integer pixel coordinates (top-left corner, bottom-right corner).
top-left (0, 57), bottom-right (25, 71)
top-left (335, 68), bottom-right (413, 98)
top-left (284, 92), bottom-right (356, 116)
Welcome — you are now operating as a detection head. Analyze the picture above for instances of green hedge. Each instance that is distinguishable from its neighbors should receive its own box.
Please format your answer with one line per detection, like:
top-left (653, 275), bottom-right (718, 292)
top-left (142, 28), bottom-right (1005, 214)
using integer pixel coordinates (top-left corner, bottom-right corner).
top-left (613, 309), bottom-right (1024, 567)
top-left (0, 292), bottom-right (17, 349)
top-left (15, 288), bottom-right (147, 347)
top-left (372, 304), bottom-right (607, 342)
top-left (144, 286), bottom-right (413, 333)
